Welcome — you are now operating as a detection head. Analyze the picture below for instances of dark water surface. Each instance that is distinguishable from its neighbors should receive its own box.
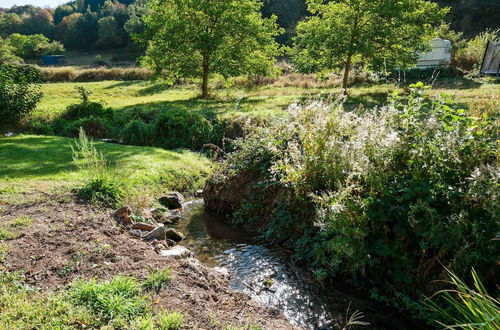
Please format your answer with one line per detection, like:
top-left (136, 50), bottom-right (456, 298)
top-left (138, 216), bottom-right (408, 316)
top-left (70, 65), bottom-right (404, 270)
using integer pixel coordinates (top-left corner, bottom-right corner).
top-left (178, 199), bottom-right (421, 330)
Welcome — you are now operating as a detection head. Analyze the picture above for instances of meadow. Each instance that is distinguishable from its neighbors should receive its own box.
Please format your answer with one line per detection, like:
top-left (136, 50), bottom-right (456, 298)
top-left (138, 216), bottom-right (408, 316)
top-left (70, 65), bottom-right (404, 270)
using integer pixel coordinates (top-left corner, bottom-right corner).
top-left (34, 78), bottom-right (499, 122)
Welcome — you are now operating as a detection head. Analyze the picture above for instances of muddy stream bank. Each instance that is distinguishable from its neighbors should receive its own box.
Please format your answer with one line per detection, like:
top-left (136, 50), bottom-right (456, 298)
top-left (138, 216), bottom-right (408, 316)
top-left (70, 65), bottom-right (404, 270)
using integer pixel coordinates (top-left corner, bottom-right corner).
top-left (177, 199), bottom-right (422, 330)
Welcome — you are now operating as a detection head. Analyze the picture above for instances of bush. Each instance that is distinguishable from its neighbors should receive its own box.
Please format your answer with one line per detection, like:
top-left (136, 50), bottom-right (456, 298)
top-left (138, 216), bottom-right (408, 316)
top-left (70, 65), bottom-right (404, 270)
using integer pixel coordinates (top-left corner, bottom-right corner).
top-left (206, 83), bottom-right (498, 317)
top-left (455, 29), bottom-right (500, 71)
top-left (152, 109), bottom-right (218, 150)
top-left (122, 119), bottom-right (153, 146)
top-left (157, 311), bottom-right (184, 330)
top-left (0, 64), bottom-right (42, 126)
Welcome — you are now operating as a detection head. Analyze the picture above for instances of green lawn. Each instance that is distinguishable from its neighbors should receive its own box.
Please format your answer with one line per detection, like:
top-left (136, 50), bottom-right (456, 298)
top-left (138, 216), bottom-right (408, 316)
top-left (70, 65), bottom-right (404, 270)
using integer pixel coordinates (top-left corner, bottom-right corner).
top-left (35, 79), bottom-right (499, 123)
top-left (0, 135), bottom-right (212, 202)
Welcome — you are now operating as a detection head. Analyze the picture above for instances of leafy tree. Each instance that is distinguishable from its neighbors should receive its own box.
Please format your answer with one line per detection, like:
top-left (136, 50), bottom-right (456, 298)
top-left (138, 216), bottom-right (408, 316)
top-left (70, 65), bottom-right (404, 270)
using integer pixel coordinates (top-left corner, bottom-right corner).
top-left (7, 33), bottom-right (64, 60)
top-left (0, 64), bottom-right (42, 126)
top-left (0, 13), bottom-right (23, 37)
top-left (0, 37), bottom-right (22, 64)
top-left (292, 0), bottom-right (447, 91)
top-left (96, 16), bottom-right (127, 49)
top-left (124, 0), bottom-right (150, 50)
top-left (139, 0), bottom-right (284, 98)
top-left (54, 4), bottom-right (76, 24)
top-left (18, 8), bottom-right (56, 38)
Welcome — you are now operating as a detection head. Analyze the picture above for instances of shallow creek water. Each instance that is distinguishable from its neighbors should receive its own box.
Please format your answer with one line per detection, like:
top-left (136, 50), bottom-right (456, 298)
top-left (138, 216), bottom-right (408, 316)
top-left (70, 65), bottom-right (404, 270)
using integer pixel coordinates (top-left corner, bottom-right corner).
top-left (177, 199), bottom-right (419, 330)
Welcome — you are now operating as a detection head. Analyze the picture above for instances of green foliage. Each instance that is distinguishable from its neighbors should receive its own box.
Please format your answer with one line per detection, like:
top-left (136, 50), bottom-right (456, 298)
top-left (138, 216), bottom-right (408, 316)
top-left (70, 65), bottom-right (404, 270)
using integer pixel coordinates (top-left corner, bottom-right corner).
top-left (143, 268), bottom-right (172, 293)
top-left (157, 311), bottom-right (184, 330)
top-left (58, 86), bottom-right (115, 138)
top-left (96, 16), bottom-right (127, 49)
top-left (68, 275), bottom-right (149, 327)
top-left (123, 119), bottom-right (153, 146)
top-left (6, 33), bottom-right (64, 60)
top-left (210, 83), bottom-right (498, 316)
top-left (455, 29), bottom-right (500, 71)
top-left (72, 128), bottom-right (125, 207)
top-left (292, 0), bottom-right (447, 89)
top-left (0, 37), bottom-right (22, 64)
top-left (425, 269), bottom-right (500, 329)
top-left (152, 109), bottom-right (218, 150)
top-left (0, 63), bottom-right (42, 126)
top-left (139, 0), bottom-right (284, 97)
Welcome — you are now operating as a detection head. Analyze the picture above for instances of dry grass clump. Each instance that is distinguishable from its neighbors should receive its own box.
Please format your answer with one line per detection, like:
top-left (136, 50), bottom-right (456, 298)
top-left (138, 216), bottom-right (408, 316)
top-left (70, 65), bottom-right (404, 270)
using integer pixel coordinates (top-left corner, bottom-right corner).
top-left (39, 66), bottom-right (153, 82)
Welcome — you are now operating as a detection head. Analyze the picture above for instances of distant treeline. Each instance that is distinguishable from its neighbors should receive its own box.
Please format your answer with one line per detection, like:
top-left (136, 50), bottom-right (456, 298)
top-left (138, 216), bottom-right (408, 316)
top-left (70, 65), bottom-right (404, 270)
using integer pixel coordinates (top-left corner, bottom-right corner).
top-left (0, 0), bottom-right (498, 52)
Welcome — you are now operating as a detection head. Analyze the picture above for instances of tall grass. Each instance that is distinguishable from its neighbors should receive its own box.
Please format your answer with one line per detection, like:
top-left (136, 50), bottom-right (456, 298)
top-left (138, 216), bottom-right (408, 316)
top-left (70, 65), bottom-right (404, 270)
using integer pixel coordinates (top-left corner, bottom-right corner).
top-left (72, 127), bottom-right (126, 207)
top-left (426, 269), bottom-right (500, 329)
top-left (39, 66), bottom-right (153, 82)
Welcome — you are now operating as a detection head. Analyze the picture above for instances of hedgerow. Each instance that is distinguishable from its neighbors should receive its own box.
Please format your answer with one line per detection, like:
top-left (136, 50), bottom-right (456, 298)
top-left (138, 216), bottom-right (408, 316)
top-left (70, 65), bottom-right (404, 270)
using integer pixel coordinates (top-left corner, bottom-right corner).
top-left (206, 83), bottom-right (499, 318)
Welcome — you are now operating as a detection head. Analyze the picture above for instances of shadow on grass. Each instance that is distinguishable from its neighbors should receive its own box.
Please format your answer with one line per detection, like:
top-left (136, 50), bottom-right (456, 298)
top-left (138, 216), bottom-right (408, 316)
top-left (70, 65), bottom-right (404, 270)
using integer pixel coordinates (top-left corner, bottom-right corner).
top-left (0, 135), bottom-right (187, 179)
top-left (117, 96), bottom-right (267, 119)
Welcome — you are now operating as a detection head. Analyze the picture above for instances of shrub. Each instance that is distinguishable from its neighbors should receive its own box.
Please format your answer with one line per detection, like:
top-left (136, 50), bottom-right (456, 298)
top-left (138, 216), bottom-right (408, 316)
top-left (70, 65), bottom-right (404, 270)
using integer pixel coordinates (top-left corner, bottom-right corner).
top-left (61, 86), bottom-right (113, 121)
top-left (58, 86), bottom-right (115, 138)
top-left (207, 83), bottom-right (498, 316)
top-left (152, 109), bottom-right (218, 150)
top-left (62, 115), bottom-right (113, 139)
top-left (455, 29), bottom-right (500, 71)
top-left (0, 64), bottom-right (42, 126)
top-left (122, 119), bottom-right (153, 146)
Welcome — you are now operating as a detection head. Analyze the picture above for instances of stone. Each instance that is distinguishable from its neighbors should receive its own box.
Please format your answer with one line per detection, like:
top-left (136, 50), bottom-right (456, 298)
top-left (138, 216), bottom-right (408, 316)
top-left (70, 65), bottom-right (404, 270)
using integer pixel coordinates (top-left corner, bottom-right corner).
top-left (129, 229), bottom-right (142, 238)
top-left (143, 225), bottom-right (165, 241)
top-left (159, 246), bottom-right (193, 259)
top-left (168, 209), bottom-right (182, 223)
top-left (159, 192), bottom-right (185, 210)
top-left (132, 222), bottom-right (156, 232)
top-left (154, 244), bottom-right (166, 252)
top-left (165, 228), bottom-right (185, 242)
top-left (115, 206), bottom-right (132, 225)
top-left (213, 267), bottom-right (230, 277)
top-left (165, 239), bottom-right (177, 247)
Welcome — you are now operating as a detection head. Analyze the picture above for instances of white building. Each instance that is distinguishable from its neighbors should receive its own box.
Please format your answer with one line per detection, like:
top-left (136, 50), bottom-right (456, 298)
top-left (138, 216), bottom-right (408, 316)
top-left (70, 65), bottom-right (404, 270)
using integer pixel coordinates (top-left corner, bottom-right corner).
top-left (416, 38), bottom-right (452, 69)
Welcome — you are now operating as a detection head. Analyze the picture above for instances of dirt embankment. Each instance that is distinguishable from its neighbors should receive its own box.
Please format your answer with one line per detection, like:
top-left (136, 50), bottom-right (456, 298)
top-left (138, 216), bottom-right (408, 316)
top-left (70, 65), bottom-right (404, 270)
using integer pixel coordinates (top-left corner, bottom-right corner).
top-left (0, 195), bottom-right (296, 329)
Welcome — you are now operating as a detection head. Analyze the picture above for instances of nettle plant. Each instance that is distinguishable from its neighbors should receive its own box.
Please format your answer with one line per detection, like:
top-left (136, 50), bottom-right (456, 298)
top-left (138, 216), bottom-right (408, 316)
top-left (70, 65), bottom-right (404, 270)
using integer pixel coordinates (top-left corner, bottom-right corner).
top-left (218, 83), bottom-right (498, 311)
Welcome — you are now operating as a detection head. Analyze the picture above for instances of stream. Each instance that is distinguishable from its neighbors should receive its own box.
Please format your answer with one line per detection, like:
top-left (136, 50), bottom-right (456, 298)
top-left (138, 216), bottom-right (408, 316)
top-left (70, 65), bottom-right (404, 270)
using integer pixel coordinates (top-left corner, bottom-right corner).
top-left (177, 199), bottom-right (420, 330)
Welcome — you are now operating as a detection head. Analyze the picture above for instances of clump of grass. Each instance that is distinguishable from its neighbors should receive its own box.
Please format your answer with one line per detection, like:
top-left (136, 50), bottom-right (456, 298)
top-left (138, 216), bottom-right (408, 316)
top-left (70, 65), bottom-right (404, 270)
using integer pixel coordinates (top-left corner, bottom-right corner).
top-left (425, 268), bottom-right (500, 329)
top-left (143, 267), bottom-right (172, 293)
top-left (157, 311), bottom-right (184, 330)
top-left (68, 275), bottom-right (149, 326)
top-left (72, 127), bottom-right (126, 207)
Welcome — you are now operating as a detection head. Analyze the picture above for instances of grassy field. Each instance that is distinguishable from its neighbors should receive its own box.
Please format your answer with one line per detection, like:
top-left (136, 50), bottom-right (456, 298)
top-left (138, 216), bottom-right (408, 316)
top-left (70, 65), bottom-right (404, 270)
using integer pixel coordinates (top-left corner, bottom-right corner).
top-left (0, 135), bottom-right (212, 204)
top-left (34, 79), bottom-right (499, 123)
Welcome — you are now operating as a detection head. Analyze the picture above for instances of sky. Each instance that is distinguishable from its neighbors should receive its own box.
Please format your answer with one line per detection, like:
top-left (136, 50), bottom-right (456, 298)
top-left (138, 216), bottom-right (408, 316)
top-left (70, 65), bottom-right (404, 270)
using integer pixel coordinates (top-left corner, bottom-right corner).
top-left (0, 0), bottom-right (64, 8)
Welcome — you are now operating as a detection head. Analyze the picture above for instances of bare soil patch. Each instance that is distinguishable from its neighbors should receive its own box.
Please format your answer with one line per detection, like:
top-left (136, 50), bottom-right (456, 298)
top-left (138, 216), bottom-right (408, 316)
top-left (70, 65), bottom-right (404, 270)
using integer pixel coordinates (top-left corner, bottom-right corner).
top-left (0, 194), bottom-right (295, 329)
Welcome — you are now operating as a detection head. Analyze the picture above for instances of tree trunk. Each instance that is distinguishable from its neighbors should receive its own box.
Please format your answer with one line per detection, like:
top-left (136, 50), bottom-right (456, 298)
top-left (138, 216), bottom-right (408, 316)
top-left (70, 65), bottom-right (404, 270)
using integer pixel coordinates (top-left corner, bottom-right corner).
top-left (201, 55), bottom-right (209, 98)
top-left (342, 53), bottom-right (353, 93)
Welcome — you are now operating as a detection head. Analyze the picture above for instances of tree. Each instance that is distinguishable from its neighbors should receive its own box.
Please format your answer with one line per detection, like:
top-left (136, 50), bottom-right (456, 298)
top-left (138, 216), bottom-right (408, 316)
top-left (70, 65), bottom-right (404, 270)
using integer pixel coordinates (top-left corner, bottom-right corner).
top-left (0, 64), bottom-right (43, 126)
top-left (96, 16), bottom-right (127, 49)
top-left (0, 37), bottom-right (22, 64)
top-left (292, 0), bottom-right (447, 91)
top-left (7, 33), bottom-right (64, 61)
top-left (139, 0), bottom-right (284, 98)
